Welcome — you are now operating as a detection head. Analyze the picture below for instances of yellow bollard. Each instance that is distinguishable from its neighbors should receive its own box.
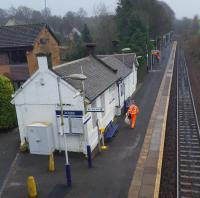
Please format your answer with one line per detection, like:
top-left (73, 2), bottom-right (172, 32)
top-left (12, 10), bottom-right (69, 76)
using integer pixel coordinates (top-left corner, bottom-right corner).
top-left (99, 128), bottom-right (105, 134)
top-left (49, 154), bottom-right (55, 172)
top-left (19, 142), bottom-right (28, 152)
top-left (99, 128), bottom-right (108, 150)
top-left (27, 176), bottom-right (37, 198)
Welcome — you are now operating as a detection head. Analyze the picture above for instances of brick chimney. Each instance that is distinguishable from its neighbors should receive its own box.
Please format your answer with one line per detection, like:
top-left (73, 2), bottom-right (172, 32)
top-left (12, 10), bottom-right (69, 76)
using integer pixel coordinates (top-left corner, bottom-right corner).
top-left (112, 40), bottom-right (119, 54)
top-left (86, 43), bottom-right (96, 55)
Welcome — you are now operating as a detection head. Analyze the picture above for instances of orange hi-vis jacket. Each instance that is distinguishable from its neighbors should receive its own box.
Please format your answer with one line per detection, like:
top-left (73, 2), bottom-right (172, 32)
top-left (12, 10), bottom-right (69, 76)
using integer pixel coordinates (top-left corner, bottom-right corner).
top-left (127, 104), bottom-right (139, 128)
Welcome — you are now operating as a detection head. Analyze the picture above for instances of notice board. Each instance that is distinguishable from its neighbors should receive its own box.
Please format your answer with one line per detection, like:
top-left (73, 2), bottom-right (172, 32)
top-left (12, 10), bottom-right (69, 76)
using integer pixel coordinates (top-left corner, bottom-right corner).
top-left (56, 110), bottom-right (84, 134)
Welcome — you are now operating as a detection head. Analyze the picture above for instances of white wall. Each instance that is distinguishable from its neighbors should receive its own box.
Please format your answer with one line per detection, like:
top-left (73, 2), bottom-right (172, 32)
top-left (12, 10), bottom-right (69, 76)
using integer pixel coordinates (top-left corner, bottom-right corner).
top-left (13, 61), bottom-right (138, 155)
top-left (85, 64), bottom-right (137, 152)
top-left (13, 70), bottom-right (86, 153)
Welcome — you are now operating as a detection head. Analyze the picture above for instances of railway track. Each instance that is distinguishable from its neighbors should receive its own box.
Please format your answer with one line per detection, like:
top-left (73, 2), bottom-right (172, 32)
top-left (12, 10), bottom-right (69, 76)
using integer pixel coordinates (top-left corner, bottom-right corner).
top-left (177, 48), bottom-right (200, 198)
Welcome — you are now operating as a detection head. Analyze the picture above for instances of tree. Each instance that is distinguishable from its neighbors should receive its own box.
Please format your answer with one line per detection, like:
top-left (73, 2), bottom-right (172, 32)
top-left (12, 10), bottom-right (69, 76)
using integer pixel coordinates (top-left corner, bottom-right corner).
top-left (88, 3), bottom-right (118, 54)
top-left (14, 6), bottom-right (33, 23)
top-left (0, 76), bottom-right (17, 129)
top-left (81, 24), bottom-right (92, 43)
top-left (0, 8), bottom-right (8, 25)
top-left (116, 0), bottom-right (175, 75)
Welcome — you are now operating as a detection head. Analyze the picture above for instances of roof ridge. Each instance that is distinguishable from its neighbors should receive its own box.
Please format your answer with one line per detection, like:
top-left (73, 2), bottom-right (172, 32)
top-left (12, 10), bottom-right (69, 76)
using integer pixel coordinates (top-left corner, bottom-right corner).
top-left (54, 56), bottom-right (89, 69)
top-left (99, 54), bottom-right (132, 70)
top-left (92, 55), bottom-right (118, 73)
top-left (0, 23), bottom-right (46, 29)
top-left (114, 53), bottom-right (136, 55)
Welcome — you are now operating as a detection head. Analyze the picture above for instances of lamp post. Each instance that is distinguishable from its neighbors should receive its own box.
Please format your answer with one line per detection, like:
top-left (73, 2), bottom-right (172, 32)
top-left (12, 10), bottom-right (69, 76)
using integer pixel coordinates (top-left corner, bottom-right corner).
top-left (57, 73), bottom-right (87, 187)
top-left (150, 39), bottom-right (156, 71)
top-left (146, 43), bottom-right (149, 72)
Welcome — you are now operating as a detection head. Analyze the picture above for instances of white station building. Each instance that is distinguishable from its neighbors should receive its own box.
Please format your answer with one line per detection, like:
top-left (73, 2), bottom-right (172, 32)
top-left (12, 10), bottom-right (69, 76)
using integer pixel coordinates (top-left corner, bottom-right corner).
top-left (11, 49), bottom-right (138, 155)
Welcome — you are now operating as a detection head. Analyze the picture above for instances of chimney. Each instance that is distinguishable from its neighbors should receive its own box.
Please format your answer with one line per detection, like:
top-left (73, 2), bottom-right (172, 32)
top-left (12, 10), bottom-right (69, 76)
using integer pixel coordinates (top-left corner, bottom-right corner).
top-left (112, 40), bottom-right (119, 54)
top-left (36, 53), bottom-right (50, 72)
top-left (86, 43), bottom-right (96, 55)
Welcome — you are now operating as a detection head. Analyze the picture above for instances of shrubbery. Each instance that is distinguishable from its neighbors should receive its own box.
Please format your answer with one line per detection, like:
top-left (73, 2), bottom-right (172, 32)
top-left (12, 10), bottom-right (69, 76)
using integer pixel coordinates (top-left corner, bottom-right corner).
top-left (0, 75), bottom-right (17, 129)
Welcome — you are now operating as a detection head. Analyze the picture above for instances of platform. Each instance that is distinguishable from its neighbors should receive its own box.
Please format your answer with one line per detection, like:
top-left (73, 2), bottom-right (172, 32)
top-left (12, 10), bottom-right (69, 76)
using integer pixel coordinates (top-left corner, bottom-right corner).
top-left (1, 44), bottom-right (174, 198)
top-left (128, 41), bottom-right (177, 198)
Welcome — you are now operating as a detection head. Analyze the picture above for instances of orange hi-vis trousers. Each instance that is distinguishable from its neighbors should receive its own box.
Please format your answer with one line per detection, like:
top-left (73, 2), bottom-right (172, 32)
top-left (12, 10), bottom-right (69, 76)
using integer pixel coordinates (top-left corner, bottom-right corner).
top-left (128, 105), bottom-right (139, 129)
top-left (131, 114), bottom-right (137, 128)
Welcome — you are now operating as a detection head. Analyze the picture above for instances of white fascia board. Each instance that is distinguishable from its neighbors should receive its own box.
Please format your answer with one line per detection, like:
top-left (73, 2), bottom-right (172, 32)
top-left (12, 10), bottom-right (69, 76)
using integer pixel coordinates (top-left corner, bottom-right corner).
top-left (11, 70), bottom-right (40, 104)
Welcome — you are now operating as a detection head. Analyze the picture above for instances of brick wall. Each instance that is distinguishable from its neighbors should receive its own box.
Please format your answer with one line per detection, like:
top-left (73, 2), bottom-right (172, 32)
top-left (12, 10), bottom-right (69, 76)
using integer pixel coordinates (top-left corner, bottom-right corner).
top-left (0, 53), bottom-right (9, 65)
top-left (27, 27), bottom-right (60, 76)
top-left (0, 65), bottom-right (11, 77)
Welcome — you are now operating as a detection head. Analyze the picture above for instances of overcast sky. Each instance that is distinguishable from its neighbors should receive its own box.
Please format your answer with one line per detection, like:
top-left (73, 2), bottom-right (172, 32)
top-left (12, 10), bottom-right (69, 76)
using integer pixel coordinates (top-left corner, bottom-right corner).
top-left (0, 0), bottom-right (199, 19)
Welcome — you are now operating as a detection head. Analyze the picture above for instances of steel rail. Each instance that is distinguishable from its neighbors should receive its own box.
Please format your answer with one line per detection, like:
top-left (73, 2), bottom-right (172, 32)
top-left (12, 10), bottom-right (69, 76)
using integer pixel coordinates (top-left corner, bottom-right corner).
top-left (177, 48), bottom-right (200, 198)
top-left (177, 45), bottom-right (179, 198)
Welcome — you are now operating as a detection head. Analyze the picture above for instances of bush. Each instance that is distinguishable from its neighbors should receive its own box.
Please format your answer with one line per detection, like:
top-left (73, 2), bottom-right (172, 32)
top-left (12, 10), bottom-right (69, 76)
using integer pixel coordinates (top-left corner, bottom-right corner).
top-left (0, 75), bottom-right (17, 129)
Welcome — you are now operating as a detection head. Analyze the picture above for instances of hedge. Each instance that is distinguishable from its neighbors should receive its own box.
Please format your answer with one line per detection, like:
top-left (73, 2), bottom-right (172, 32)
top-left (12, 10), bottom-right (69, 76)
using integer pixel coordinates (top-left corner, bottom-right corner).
top-left (0, 75), bottom-right (17, 129)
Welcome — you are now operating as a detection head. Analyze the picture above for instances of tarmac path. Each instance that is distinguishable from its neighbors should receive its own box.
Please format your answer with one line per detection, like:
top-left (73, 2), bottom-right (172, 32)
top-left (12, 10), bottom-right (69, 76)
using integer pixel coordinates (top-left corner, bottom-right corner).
top-left (0, 129), bottom-right (19, 197)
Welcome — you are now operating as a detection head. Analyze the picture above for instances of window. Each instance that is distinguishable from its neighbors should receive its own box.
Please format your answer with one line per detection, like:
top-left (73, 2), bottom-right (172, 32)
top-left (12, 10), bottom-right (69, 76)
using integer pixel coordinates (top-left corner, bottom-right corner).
top-left (109, 85), bottom-right (115, 104)
top-left (40, 38), bottom-right (48, 45)
top-left (9, 50), bottom-right (27, 64)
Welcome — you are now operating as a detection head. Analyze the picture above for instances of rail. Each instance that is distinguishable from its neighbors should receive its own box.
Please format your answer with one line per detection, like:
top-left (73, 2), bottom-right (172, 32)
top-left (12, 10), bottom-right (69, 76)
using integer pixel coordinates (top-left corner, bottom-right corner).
top-left (177, 48), bottom-right (200, 198)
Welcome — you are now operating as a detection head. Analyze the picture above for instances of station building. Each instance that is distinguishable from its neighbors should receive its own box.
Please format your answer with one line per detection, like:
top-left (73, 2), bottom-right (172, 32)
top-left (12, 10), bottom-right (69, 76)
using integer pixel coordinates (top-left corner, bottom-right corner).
top-left (11, 47), bottom-right (138, 155)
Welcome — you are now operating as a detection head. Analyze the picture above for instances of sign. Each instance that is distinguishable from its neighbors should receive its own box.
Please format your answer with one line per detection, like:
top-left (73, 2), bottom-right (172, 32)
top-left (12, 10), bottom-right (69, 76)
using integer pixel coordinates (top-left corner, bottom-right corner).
top-left (56, 110), bottom-right (83, 134)
top-left (56, 110), bottom-right (83, 118)
top-left (87, 107), bottom-right (104, 112)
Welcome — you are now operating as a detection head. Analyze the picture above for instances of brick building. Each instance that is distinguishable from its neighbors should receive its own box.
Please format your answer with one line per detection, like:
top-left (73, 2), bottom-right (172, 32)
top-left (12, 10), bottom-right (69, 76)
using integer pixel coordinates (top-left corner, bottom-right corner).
top-left (0, 23), bottom-right (60, 88)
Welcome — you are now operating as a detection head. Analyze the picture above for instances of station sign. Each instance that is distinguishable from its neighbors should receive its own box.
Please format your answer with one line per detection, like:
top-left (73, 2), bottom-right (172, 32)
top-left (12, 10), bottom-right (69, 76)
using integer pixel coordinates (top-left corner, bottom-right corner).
top-left (56, 110), bottom-right (83, 134)
top-left (87, 107), bottom-right (104, 112)
top-left (56, 110), bottom-right (83, 118)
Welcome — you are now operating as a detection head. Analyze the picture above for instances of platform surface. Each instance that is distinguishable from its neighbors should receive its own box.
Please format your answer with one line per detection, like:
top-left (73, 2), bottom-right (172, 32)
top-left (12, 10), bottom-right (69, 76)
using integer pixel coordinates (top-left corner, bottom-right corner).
top-left (128, 42), bottom-right (177, 198)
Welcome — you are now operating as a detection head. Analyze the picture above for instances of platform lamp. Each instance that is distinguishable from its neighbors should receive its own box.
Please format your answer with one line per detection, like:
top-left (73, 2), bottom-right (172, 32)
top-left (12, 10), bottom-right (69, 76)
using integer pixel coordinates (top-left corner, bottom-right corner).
top-left (150, 40), bottom-right (156, 71)
top-left (57, 73), bottom-right (87, 187)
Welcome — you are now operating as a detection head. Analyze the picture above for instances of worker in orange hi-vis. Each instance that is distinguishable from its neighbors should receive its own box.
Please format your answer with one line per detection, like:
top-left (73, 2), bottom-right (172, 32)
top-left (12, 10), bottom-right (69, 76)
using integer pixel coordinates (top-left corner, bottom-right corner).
top-left (127, 103), bottom-right (140, 129)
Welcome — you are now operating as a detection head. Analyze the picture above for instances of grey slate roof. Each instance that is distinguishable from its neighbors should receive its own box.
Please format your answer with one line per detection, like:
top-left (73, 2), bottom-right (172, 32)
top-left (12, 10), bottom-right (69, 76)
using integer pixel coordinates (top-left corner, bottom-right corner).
top-left (54, 54), bottom-right (136, 102)
top-left (0, 23), bottom-right (59, 49)
top-left (114, 53), bottom-right (136, 69)
top-left (98, 55), bottom-right (132, 79)
top-left (54, 55), bottom-right (119, 101)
